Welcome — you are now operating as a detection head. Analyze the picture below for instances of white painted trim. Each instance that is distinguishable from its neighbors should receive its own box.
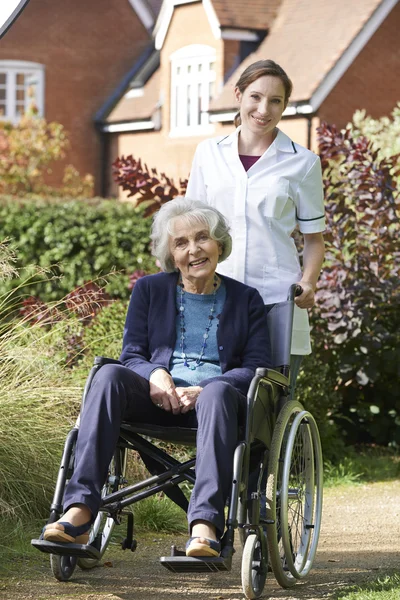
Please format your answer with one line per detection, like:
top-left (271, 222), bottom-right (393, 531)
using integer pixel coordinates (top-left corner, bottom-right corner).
top-left (0, 59), bottom-right (44, 70)
top-left (128, 0), bottom-right (155, 30)
top-left (103, 121), bottom-right (155, 133)
top-left (295, 104), bottom-right (313, 115)
top-left (203, 0), bottom-right (221, 40)
top-left (221, 29), bottom-right (259, 41)
top-left (282, 106), bottom-right (297, 116)
top-left (169, 43), bottom-right (216, 60)
top-left (154, 0), bottom-right (174, 50)
top-left (209, 111), bottom-right (236, 122)
top-left (311, 0), bottom-right (397, 110)
top-left (125, 87), bottom-right (144, 99)
top-left (154, 0), bottom-right (204, 49)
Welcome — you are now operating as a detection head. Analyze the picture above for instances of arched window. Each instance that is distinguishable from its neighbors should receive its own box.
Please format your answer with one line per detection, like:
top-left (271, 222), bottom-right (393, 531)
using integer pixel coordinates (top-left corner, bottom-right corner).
top-left (0, 60), bottom-right (45, 122)
top-left (170, 44), bottom-right (216, 136)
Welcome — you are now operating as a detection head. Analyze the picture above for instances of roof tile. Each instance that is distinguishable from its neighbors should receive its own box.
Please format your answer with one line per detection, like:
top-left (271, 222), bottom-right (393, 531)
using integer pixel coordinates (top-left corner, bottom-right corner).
top-left (210, 0), bottom-right (385, 109)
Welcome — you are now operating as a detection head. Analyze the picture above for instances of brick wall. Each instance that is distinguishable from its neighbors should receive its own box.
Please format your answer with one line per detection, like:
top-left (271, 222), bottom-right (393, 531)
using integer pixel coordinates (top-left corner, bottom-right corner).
top-left (319, 2), bottom-right (400, 128)
top-left (0, 0), bottom-right (150, 194)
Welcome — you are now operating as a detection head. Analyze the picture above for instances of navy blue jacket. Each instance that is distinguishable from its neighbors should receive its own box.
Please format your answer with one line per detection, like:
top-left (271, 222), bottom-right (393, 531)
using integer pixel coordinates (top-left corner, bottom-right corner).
top-left (120, 272), bottom-right (271, 395)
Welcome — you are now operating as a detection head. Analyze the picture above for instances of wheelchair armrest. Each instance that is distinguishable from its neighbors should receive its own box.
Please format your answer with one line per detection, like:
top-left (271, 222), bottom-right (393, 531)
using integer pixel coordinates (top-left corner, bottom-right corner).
top-left (94, 356), bottom-right (122, 366)
top-left (256, 367), bottom-right (289, 388)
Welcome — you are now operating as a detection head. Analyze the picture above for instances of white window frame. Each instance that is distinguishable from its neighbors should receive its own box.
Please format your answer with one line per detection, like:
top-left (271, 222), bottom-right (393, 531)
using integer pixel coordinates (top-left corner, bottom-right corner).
top-left (169, 44), bottom-right (216, 137)
top-left (0, 60), bottom-right (45, 123)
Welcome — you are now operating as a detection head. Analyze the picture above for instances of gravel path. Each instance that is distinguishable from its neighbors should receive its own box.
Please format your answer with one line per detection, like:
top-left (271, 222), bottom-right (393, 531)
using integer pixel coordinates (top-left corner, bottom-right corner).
top-left (2, 480), bottom-right (400, 600)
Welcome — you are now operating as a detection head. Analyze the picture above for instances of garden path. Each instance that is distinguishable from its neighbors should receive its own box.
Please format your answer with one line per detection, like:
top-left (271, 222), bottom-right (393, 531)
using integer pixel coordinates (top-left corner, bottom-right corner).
top-left (2, 480), bottom-right (400, 600)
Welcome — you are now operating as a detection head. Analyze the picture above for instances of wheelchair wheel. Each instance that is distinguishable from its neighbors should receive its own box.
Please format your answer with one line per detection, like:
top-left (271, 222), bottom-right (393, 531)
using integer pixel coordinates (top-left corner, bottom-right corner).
top-left (266, 401), bottom-right (323, 588)
top-left (241, 532), bottom-right (268, 599)
top-left (77, 447), bottom-right (127, 569)
top-left (50, 554), bottom-right (77, 581)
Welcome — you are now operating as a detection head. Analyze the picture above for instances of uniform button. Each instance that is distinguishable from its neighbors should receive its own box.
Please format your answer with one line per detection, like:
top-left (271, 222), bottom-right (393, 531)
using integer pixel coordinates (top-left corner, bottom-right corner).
top-left (219, 345), bottom-right (224, 350)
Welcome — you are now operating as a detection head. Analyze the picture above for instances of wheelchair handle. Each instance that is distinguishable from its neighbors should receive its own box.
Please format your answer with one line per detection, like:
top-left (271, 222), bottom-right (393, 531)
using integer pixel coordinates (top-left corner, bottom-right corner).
top-left (287, 284), bottom-right (303, 301)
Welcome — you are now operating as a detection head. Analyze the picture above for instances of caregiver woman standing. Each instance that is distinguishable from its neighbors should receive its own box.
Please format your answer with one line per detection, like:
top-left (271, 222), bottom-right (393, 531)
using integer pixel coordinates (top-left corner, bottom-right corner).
top-left (186, 59), bottom-right (325, 389)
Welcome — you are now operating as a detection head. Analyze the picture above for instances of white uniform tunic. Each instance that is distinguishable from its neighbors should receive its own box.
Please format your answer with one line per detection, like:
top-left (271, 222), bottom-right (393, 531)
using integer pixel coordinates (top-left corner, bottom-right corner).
top-left (186, 127), bottom-right (326, 355)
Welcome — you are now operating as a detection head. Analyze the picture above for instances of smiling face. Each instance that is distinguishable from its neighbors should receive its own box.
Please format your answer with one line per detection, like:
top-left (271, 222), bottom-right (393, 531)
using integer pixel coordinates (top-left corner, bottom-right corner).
top-left (169, 217), bottom-right (222, 294)
top-left (235, 75), bottom-right (286, 137)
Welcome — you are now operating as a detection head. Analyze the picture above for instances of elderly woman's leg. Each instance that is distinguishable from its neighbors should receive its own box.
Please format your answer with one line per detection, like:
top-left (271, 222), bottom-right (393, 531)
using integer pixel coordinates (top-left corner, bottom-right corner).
top-left (43, 364), bottom-right (151, 543)
top-left (187, 381), bottom-right (245, 555)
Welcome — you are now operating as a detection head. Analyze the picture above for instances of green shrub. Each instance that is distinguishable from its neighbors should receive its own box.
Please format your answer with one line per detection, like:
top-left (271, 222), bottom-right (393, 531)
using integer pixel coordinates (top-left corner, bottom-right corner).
top-left (0, 196), bottom-right (156, 301)
top-left (312, 120), bottom-right (400, 448)
top-left (82, 299), bottom-right (128, 358)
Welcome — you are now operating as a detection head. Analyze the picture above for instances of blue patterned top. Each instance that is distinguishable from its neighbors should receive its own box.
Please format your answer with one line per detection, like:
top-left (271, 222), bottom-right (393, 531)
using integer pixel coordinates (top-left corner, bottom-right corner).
top-left (169, 282), bottom-right (226, 386)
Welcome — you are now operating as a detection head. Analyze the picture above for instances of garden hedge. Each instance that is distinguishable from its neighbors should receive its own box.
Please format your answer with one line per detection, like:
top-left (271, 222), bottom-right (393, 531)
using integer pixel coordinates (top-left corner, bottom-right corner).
top-left (0, 196), bottom-right (156, 300)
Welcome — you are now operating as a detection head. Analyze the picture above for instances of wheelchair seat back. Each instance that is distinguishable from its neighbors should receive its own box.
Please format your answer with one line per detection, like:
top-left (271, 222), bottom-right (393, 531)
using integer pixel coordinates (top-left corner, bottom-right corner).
top-left (266, 300), bottom-right (295, 370)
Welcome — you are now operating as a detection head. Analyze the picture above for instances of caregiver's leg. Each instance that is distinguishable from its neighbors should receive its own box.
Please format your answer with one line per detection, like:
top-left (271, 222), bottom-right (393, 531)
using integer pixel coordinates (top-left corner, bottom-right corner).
top-left (187, 381), bottom-right (246, 539)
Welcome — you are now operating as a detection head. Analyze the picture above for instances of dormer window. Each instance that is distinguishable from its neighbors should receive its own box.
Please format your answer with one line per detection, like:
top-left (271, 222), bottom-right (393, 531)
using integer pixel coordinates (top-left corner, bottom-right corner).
top-left (170, 45), bottom-right (216, 136)
top-left (0, 61), bottom-right (45, 123)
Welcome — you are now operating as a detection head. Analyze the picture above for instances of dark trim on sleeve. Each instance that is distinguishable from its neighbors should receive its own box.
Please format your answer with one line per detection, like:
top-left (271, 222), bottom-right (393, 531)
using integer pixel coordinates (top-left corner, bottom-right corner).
top-left (296, 212), bottom-right (325, 222)
top-left (291, 141), bottom-right (297, 153)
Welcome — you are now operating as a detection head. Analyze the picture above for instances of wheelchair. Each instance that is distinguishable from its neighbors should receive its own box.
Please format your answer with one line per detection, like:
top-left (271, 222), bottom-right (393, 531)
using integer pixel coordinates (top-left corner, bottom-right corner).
top-left (32, 284), bottom-right (323, 599)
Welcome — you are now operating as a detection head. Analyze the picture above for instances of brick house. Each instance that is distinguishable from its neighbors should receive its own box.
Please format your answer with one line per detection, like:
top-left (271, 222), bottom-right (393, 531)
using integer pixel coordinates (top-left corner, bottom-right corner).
top-left (99, 0), bottom-right (399, 197)
top-left (0, 0), bottom-right (162, 194)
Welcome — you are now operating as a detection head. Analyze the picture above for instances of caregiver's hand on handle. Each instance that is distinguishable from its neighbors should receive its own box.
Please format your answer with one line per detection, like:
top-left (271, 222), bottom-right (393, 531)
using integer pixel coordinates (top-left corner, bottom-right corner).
top-left (294, 281), bottom-right (315, 309)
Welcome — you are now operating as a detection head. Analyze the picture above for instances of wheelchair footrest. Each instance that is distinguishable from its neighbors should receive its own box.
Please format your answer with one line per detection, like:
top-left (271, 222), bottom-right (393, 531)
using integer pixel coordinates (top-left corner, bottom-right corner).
top-left (31, 538), bottom-right (101, 560)
top-left (160, 554), bottom-right (232, 573)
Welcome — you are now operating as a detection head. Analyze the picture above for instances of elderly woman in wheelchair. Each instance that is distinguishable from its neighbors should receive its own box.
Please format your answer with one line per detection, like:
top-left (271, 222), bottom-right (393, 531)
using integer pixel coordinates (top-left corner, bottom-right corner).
top-left (34, 197), bottom-right (323, 598)
top-left (41, 198), bottom-right (270, 557)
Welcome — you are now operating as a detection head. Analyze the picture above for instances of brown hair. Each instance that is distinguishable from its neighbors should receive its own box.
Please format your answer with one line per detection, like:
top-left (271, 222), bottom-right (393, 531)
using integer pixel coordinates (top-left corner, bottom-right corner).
top-left (234, 59), bottom-right (293, 127)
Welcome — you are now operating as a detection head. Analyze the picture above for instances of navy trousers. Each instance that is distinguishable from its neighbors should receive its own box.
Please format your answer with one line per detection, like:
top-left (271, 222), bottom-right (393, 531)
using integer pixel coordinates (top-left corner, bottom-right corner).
top-left (63, 364), bottom-right (246, 537)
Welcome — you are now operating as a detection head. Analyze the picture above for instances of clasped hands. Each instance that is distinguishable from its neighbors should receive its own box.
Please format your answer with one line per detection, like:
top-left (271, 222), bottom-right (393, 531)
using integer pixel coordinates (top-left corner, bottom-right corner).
top-left (149, 369), bottom-right (201, 414)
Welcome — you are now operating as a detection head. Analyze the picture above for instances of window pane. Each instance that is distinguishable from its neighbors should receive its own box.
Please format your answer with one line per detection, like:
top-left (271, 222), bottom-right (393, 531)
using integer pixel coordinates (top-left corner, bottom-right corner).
top-left (16, 73), bottom-right (25, 85)
top-left (209, 81), bottom-right (215, 99)
top-left (16, 104), bottom-right (25, 116)
top-left (187, 85), bottom-right (191, 126)
top-left (209, 62), bottom-right (215, 71)
top-left (197, 83), bottom-right (202, 125)
top-left (187, 65), bottom-right (191, 74)
top-left (16, 88), bottom-right (25, 102)
top-left (0, 89), bottom-right (6, 101)
top-left (0, 73), bottom-right (6, 85)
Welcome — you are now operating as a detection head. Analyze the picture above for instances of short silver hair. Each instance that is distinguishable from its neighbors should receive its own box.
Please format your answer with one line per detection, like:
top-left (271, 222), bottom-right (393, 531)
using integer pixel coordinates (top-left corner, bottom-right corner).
top-left (151, 197), bottom-right (232, 272)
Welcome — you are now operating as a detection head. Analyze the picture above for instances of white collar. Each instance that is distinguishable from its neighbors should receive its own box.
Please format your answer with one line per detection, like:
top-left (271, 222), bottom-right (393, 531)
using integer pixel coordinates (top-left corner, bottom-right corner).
top-left (217, 127), bottom-right (297, 154)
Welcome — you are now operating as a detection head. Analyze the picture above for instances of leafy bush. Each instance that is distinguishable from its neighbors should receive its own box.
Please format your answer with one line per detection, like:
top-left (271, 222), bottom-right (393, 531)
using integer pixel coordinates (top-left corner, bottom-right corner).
top-left (0, 112), bottom-right (93, 196)
top-left (310, 121), bottom-right (400, 447)
top-left (112, 155), bottom-right (187, 216)
top-left (350, 103), bottom-right (400, 163)
top-left (76, 299), bottom-right (129, 373)
top-left (0, 196), bottom-right (156, 301)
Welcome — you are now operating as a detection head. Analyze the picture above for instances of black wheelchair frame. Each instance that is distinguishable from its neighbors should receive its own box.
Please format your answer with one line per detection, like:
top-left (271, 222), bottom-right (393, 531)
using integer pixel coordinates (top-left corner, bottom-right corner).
top-left (32, 284), bottom-right (323, 599)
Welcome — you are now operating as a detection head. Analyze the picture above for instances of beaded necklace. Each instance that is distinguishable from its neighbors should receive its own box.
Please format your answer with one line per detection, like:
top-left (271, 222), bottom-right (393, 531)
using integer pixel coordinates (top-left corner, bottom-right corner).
top-left (178, 275), bottom-right (218, 370)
